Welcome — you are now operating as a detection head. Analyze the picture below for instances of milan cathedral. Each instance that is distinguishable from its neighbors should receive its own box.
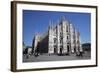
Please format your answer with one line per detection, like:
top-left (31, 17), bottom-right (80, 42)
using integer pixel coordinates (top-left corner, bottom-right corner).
top-left (32, 17), bottom-right (83, 55)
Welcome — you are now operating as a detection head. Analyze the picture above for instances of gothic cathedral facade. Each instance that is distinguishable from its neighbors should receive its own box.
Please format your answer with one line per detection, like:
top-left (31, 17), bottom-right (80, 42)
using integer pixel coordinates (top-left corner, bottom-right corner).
top-left (32, 17), bottom-right (83, 55)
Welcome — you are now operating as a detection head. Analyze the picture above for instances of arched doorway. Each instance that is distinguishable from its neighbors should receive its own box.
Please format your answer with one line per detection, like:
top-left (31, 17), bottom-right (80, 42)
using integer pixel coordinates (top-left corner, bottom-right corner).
top-left (67, 45), bottom-right (70, 53)
top-left (60, 45), bottom-right (63, 54)
top-left (54, 45), bottom-right (57, 54)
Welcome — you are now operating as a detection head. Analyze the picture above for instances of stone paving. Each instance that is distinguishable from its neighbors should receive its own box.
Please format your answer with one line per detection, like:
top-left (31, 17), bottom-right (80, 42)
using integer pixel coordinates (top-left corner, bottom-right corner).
top-left (23, 51), bottom-right (91, 63)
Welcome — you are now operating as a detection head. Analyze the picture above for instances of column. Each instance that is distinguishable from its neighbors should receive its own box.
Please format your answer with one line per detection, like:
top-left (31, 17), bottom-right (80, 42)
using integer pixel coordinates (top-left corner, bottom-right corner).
top-left (62, 21), bottom-right (67, 54)
top-left (57, 24), bottom-right (60, 54)
top-left (78, 33), bottom-right (83, 52)
top-left (70, 24), bottom-right (75, 53)
top-left (48, 25), bottom-right (54, 54)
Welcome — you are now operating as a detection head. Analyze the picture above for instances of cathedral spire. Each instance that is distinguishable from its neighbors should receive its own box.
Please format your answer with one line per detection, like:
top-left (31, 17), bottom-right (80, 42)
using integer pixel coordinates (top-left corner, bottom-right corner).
top-left (61, 16), bottom-right (66, 21)
top-left (49, 20), bottom-right (53, 29)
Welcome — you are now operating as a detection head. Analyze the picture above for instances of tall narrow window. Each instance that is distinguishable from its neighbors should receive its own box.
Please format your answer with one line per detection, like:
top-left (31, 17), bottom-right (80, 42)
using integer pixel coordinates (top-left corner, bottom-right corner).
top-left (54, 38), bottom-right (57, 43)
top-left (60, 37), bottom-right (63, 44)
top-left (67, 36), bottom-right (69, 39)
top-left (66, 25), bottom-right (69, 32)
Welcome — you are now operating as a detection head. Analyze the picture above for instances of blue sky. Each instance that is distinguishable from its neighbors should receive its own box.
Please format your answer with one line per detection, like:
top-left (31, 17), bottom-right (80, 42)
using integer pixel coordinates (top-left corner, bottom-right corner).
top-left (23, 10), bottom-right (91, 46)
